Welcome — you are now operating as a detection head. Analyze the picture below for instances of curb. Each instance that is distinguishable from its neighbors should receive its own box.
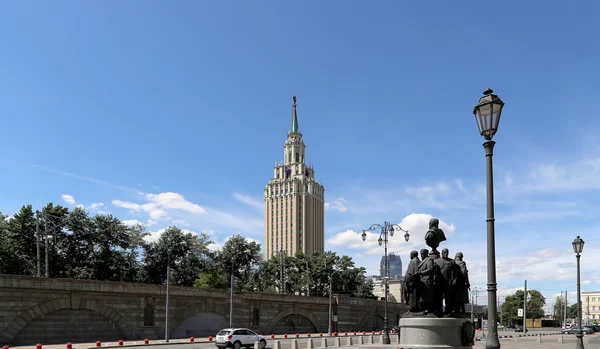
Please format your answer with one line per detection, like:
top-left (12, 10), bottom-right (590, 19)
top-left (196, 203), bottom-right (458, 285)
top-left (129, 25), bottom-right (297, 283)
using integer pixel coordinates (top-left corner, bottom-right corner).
top-left (87, 334), bottom-right (379, 349)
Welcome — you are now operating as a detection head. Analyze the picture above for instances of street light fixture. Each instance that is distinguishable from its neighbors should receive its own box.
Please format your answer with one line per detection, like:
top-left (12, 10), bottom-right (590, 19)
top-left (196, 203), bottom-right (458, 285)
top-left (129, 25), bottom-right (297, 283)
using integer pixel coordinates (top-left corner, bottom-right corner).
top-left (230, 249), bottom-right (252, 328)
top-left (572, 236), bottom-right (585, 349)
top-left (472, 88), bottom-right (505, 349)
top-left (361, 221), bottom-right (409, 345)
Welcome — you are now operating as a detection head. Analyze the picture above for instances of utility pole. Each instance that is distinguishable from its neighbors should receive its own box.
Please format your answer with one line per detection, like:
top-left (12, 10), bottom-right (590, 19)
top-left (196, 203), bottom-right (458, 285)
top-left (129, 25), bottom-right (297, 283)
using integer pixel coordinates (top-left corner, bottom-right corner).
top-left (35, 211), bottom-right (41, 277)
top-left (523, 280), bottom-right (527, 333)
top-left (498, 296), bottom-right (503, 327)
top-left (471, 290), bottom-right (475, 323)
top-left (44, 217), bottom-right (49, 278)
top-left (564, 291), bottom-right (568, 327)
top-left (587, 296), bottom-right (590, 326)
top-left (165, 252), bottom-right (171, 342)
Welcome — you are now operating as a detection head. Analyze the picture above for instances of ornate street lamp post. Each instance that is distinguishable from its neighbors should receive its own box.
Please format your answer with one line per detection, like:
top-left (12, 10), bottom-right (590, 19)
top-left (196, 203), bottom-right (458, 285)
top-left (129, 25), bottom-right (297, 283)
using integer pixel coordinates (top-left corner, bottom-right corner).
top-left (473, 88), bottom-right (505, 349)
top-left (361, 222), bottom-right (409, 345)
top-left (573, 236), bottom-right (585, 349)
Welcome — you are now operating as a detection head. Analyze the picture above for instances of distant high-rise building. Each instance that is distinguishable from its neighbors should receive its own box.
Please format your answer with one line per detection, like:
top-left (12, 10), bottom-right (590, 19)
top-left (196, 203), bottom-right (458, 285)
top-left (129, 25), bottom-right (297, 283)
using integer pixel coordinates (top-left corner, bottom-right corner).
top-left (263, 96), bottom-right (325, 259)
top-left (380, 252), bottom-right (403, 280)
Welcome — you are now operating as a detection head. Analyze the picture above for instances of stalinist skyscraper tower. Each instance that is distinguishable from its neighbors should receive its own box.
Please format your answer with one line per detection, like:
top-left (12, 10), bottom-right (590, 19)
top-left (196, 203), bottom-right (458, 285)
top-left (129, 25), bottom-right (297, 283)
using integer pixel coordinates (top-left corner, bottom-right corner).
top-left (263, 96), bottom-right (325, 259)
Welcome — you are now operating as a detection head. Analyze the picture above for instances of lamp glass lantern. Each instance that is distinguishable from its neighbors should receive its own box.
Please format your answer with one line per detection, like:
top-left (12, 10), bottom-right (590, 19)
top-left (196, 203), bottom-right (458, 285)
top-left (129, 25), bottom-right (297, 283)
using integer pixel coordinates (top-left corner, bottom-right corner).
top-left (378, 236), bottom-right (383, 246)
top-left (389, 227), bottom-right (395, 237)
top-left (572, 236), bottom-right (585, 254)
top-left (473, 88), bottom-right (505, 140)
top-left (404, 231), bottom-right (410, 242)
top-left (361, 231), bottom-right (367, 242)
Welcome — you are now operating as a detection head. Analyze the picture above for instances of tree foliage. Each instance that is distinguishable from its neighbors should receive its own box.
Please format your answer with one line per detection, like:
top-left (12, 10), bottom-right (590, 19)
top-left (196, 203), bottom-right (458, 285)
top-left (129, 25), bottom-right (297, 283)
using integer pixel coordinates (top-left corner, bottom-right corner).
top-left (0, 205), bottom-right (376, 300)
top-left (501, 289), bottom-right (547, 325)
top-left (553, 294), bottom-right (566, 322)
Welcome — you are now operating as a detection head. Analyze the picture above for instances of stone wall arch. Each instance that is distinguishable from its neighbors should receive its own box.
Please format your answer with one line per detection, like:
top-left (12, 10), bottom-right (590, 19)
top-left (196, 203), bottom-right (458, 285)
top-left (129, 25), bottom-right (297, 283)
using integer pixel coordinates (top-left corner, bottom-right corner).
top-left (357, 313), bottom-right (385, 331)
top-left (266, 308), bottom-right (319, 333)
top-left (168, 303), bottom-right (228, 333)
top-left (1, 297), bottom-right (133, 344)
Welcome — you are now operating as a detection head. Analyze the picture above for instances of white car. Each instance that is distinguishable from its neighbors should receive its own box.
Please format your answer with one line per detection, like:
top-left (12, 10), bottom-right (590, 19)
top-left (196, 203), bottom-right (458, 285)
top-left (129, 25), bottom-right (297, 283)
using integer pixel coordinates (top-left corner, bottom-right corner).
top-left (215, 328), bottom-right (267, 349)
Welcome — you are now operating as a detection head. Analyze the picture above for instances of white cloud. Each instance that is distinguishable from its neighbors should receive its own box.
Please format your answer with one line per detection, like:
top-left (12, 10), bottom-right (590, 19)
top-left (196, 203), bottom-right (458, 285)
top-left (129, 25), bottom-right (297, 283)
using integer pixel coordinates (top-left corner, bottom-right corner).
top-left (172, 219), bottom-right (189, 226)
top-left (113, 192), bottom-right (206, 221)
top-left (325, 197), bottom-right (348, 213)
top-left (207, 234), bottom-right (259, 252)
top-left (112, 191), bottom-right (263, 236)
top-left (327, 213), bottom-right (456, 256)
top-left (61, 194), bottom-right (76, 205)
top-left (233, 192), bottom-right (264, 212)
top-left (147, 219), bottom-right (158, 227)
top-left (89, 202), bottom-right (104, 210)
top-left (143, 227), bottom-right (196, 243)
top-left (3, 216), bottom-right (13, 222)
top-left (122, 219), bottom-right (144, 227)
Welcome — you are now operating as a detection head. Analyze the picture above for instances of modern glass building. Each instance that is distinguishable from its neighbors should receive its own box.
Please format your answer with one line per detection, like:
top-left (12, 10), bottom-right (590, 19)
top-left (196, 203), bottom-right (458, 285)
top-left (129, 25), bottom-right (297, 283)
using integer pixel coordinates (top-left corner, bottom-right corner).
top-left (380, 252), bottom-right (403, 280)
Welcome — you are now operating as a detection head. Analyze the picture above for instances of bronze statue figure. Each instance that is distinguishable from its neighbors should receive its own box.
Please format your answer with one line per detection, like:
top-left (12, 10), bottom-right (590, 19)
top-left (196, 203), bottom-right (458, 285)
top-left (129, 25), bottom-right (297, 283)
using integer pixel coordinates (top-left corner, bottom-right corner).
top-left (417, 249), bottom-right (436, 314)
top-left (454, 252), bottom-right (470, 313)
top-left (425, 218), bottom-right (446, 254)
top-left (402, 250), bottom-right (421, 312)
top-left (435, 248), bottom-right (457, 314)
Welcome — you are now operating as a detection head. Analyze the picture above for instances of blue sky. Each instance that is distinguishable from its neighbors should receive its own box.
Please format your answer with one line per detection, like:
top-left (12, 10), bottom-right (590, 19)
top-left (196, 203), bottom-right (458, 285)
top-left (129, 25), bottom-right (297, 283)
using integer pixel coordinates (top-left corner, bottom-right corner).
top-left (2, 1), bottom-right (600, 312)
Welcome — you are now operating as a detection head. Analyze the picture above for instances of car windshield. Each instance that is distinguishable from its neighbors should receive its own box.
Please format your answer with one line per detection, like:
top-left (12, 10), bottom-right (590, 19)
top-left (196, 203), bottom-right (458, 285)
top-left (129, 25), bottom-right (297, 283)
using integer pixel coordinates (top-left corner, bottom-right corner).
top-left (217, 330), bottom-right (231, 336)
top-left (246, 330), bottom-right (257, 335)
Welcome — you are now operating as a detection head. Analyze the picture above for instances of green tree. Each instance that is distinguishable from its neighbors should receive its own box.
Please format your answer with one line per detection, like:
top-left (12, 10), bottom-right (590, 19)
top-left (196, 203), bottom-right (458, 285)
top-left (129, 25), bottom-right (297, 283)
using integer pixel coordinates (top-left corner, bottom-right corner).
top-left (501, 289), bottom-right (547, 325)
top-left (194, 234), bottom-right (260, 292)
top-left (553, 294), bottom-right (566, 322)
top-left (89, 214), bottom-right (132, 281)
top-left (0, 211), bottom-right (36, 275)
top-left (239, 250), bottom-right (375, 299)
top-left (567, 303), bottom-right (578, 319)
top-left (143, 226), bottom-right (213, 286)
top-left (5, 205), bottom-right (37, 275)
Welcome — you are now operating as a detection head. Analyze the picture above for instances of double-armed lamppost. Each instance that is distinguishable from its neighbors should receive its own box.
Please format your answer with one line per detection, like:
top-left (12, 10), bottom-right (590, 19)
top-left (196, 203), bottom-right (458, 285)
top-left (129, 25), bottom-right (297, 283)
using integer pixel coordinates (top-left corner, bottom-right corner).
top-left (472, 88), bottom-right (505, 349)
top-left (361, 222), bottom-right (409, 345)
top-left (573, 236), bottom-right (585, 349)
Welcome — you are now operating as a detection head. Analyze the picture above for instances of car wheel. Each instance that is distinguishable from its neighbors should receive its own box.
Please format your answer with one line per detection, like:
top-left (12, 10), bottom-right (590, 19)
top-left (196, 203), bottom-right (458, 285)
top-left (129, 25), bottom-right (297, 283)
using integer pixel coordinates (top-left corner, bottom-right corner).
top-left (233, 341), bottom-right (242, 349)
top-left (260, 340), bottom-right (266, 349)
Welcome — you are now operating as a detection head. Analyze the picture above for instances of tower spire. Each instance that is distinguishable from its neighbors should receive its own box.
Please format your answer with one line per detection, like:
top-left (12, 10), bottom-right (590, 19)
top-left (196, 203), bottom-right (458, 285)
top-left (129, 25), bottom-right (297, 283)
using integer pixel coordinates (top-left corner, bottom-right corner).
top-left (290, 95), bottom-right (299, 134)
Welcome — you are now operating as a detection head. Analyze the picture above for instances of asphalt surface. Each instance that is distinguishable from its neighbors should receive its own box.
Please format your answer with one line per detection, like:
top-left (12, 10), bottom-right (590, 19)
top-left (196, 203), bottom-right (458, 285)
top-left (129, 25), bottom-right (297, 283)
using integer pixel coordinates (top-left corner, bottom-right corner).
top-left (9, 330), bottom-right (580, 349)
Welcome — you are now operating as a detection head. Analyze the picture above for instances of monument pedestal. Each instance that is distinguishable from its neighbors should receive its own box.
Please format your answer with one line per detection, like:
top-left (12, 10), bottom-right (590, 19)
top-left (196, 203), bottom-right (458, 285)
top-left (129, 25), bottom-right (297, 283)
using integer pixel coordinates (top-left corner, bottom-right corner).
top-left (399, 314), bottom-right (474, 349)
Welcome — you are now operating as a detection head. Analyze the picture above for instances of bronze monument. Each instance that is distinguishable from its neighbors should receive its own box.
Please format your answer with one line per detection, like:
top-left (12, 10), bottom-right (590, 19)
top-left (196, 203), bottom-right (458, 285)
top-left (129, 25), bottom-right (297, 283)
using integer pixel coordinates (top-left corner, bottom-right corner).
top-left (399, 217), bottom-right (474, 348)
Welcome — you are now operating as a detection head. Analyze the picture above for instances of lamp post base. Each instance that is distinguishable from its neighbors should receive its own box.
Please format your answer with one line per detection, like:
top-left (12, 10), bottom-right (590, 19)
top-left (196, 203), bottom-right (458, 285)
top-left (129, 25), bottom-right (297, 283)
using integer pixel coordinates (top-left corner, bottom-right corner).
top-left (575, 333), bottom-right (585, 349)
top-left (382, 330), bottom-right (391, 345)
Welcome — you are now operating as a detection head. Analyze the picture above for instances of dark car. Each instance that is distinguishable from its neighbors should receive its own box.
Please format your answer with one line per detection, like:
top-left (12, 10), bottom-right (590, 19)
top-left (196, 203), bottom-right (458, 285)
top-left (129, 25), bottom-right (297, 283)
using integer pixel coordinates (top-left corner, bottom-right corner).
top-left (514, 325), bottom-right (528, 333)
top-left (562, 326), bottom-right (593, 335)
